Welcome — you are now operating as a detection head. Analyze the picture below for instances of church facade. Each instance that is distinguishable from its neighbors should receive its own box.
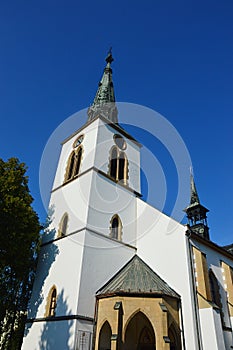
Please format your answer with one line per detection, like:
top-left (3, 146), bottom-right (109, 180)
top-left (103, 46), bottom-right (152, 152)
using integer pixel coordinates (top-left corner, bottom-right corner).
top-left (22, 52), bottom-right (233, 350)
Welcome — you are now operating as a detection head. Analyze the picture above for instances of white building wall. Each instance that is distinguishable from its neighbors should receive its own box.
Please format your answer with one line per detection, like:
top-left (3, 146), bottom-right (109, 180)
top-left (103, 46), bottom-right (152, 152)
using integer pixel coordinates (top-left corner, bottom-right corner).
top-left (87, 171), bottom-right (138, 245)
top-left (23, 320), bottom-right (76, 350)
top-left (136, 198), bottom-right (198, 350)
top-left (192, 240), bottom-right (233, 348)
top-left (199, 308), bottom-right (225, 349)
top-left (77, 229), bottom-right (136, 317)
top-left (22, 230), bottom-right (86, 350)
top-left (43, 172), bottom-right (93, 244)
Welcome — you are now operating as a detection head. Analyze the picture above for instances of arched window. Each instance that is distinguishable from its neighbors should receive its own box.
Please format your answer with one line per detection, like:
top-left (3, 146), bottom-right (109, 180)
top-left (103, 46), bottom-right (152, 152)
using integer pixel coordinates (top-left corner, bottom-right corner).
top-left (110, 147), bottom-right (118, 179)
top-left (58, 213), bottom-right (68, 237)
top-left (98, 321), bottom-right (112, 350)
top-left (110, 215), bottom-right (122, 240)
top-left (74, 147), bottom-right (82, 177)
top-left (64, 146), bottom-right (83, 182)
top-left (45, 286), bottom-right (57, 317)
top-left (66, 151), bottom-right (75, 181)
top-left (119, 152), bottom-right (127, 182)
top-left (109, 147), bottom-right (128, 184)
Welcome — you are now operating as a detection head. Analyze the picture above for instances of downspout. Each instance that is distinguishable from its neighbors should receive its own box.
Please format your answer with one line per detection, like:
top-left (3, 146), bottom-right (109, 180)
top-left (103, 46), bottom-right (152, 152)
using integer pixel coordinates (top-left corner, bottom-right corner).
top-left (185, 227), bottom-right (203, 350)
top-left (178, 299), bottom-right (186, 350)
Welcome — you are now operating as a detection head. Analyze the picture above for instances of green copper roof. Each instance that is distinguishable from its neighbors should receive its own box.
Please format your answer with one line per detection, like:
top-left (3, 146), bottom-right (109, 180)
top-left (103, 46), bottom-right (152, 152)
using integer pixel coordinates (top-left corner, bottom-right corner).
top-left (87, 49), bottom-right (118, 123)
top-left (189, 174), bottom-right (200, 206)
top-left (97, 255), bottom-right (179, 298)
top-left (184, 174), bottom-right (208, 212)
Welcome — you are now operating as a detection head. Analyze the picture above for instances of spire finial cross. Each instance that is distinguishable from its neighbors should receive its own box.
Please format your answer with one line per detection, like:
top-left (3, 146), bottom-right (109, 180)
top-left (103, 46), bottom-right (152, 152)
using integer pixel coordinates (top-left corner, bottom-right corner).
top-left (106, 47), bottom-right (114, 64)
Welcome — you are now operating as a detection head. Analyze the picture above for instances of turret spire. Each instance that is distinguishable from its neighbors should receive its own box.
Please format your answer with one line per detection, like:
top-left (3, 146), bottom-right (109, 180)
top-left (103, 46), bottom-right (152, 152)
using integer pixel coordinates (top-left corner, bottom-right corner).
top-left (87, 49), bottom-right (118, 123)
top-left (184, 171), bottom-right (210, 240)
top-left (190, 172), bottom-right (200, 205)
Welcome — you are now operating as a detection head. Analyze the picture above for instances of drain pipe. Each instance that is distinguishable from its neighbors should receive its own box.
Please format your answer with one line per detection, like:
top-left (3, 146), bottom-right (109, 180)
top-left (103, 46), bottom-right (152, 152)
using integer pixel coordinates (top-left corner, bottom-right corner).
top-left (185, 227), bottom-right (203, 350)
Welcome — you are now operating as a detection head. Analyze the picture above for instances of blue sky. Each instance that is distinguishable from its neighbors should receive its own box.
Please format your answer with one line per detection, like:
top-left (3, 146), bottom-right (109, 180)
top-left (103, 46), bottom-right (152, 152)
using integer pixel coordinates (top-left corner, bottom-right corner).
top-left (0, 0), bottom-right (232, 245)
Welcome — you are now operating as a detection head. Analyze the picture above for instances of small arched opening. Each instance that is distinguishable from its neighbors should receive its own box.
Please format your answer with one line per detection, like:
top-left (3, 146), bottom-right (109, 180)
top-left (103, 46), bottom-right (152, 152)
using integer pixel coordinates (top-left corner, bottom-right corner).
top-left (98, 321), bottom-right (112, 350)
top-left (124, 311), bottom-right (156, 350)
top-left (58, 213), bottom-right (68, 237)
top-left (110, 215), bottom-right (122, 241)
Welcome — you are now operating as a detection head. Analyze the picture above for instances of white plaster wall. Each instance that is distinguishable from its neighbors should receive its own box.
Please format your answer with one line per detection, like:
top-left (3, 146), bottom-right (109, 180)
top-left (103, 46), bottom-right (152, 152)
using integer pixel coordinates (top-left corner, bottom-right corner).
top-left (136, 198), bottom-right (198, 350)
top-left (94, 119), bottom-right (141, 193)
top-left (77, 229), bottom-right (136, 317)
top-left (28, 230), bottom-right (85, 320)
top-left (22, 319), bottom-right (76, 350)
top-left (53, 119), bottom-right (99, 190)
top-left (199, 308), bottom-right (225, 349)
top-left (22, 231), bottom-right (86, 350)
top-left (87, 171), bottom-right (137, 246)
top-left (43, 172), bottom-right (92, 244)
top-left (193, 240), bottom-right (233, 333)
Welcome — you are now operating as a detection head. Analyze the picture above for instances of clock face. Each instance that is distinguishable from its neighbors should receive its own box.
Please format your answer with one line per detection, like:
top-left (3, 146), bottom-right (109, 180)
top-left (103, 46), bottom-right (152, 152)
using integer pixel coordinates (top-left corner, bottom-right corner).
top-left (73, 135), bottom-right (84, 148)
top-left (199, 228), bottom-right (205, 234)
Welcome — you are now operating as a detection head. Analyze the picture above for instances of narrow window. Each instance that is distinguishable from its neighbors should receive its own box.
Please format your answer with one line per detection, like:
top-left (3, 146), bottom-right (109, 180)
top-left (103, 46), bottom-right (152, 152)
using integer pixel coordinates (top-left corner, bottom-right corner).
top-left (110, 215), bottom-right (122, 240)
top-left (118, 152), bottom-right (128, 183)
top-left (110, 147), bottom-right (118, 179)
top-left (58, 213), bottom-right (68, 237)
top-left (118, 152), bottom-right (125, 181)
top-left (64, 146), bottom-right (83, 182)
top-left (46, 287), bottom-right (57, 317)
top-left (67, 151), bottom-right (75, 180)
top-left (74, 147), bottom-right (82, 177)
top-left (109, 147), bottom-right (128, 184)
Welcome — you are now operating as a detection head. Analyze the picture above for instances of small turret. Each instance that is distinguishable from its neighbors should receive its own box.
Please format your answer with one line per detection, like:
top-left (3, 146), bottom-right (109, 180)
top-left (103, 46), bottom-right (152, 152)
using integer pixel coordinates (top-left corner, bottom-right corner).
top-left (184, 173), bottom-right (210, 240)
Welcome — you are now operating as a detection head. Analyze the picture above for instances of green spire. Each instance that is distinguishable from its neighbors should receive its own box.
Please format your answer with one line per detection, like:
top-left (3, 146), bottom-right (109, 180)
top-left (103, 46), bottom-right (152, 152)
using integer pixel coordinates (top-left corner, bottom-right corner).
top-left (87, 49), bottom-right (118, 123)
top-left (190, 173), bottom-right (200, 206)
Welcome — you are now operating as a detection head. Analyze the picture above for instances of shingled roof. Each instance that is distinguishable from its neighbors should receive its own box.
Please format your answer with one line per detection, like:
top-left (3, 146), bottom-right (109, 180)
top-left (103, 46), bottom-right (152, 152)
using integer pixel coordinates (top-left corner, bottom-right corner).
top-left (97, 255), bottom-right (179, 298)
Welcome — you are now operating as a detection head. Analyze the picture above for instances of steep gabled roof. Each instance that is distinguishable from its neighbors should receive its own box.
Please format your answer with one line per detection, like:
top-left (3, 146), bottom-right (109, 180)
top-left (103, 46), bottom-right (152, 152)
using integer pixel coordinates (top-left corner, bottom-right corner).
top-left (97, 255), bottom-right (179, 298)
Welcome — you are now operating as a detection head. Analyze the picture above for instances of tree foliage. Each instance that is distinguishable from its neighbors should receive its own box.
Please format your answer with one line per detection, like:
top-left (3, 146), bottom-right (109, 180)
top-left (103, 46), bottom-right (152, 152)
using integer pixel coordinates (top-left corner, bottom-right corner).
top-left (0, 158), bottom-right (41, 349)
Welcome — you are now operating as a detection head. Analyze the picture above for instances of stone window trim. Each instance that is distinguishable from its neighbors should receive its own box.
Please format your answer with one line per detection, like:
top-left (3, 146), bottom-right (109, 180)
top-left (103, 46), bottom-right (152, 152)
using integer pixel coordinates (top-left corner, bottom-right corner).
top-left (64, 146), bottom-right (83, 182)
top-left (109, 214), bottom-right (123, 241)
top-left (57, 212), bottom-right (69, 238)
top-left (44, 285), bottom-right (57, 318)
top-left (108, 146), bottom-right (129, 185)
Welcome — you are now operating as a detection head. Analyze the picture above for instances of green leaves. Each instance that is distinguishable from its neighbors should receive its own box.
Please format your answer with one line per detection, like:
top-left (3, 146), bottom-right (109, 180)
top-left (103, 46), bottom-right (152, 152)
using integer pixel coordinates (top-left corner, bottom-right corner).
top-left (0, 157), bottom-right (41, 349)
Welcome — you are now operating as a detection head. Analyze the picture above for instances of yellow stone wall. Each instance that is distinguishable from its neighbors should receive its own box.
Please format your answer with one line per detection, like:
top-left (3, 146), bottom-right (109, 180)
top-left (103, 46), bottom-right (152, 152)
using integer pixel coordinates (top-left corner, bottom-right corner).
top-left (192, 247), bottom-right (212, 307)
top-left (94, 295), bottom-right (181, 350)
top-left (221, 261), bottom-right (233, 316)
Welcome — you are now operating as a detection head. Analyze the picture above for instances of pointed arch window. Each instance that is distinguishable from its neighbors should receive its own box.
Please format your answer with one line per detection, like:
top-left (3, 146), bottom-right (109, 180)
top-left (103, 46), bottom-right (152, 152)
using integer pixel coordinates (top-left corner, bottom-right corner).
top-left (110, 215), bottom-right (122, 240)
top-left (64, 146), bottom-right (83, 182)
top-left (58, 213), bottom-right (68, 237)
top-left (109, 146), bottom-right (128, 184)
top-left (45, 286), bottom-right (57, 317)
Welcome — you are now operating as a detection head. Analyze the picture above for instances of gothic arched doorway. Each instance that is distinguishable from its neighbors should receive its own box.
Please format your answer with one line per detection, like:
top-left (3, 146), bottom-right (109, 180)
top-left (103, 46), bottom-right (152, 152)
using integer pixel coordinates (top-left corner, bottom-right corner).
top-left (124, 311), bottom-right (156, 350)
top-left (98, 321), bottom-right (111, 350)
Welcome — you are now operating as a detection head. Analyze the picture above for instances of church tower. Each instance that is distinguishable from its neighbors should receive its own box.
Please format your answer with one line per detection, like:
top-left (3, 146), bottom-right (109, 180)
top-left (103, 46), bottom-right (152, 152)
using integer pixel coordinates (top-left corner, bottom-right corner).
top-left (184, 174), bottom-right (210, 240)
top-left (22, 51), bottom-right (143, 350)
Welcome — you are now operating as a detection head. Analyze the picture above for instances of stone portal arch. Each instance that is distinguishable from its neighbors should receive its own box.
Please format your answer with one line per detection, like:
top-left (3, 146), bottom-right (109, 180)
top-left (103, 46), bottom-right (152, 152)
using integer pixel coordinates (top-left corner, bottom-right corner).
top-left (168, 323), bottom-right (181, 350)
top-left (124, 311), bottom-right (156, 350)
top-left (98, 321), bottom-right (112, 350)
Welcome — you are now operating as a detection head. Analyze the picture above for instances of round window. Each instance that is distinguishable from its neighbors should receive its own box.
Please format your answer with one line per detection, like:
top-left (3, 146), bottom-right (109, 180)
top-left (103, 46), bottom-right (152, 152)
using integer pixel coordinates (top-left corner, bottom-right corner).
top-left (113, 134), bottom-right (127, 150)
top-left (73, 135), bottom-right (84, 148)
